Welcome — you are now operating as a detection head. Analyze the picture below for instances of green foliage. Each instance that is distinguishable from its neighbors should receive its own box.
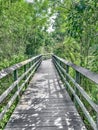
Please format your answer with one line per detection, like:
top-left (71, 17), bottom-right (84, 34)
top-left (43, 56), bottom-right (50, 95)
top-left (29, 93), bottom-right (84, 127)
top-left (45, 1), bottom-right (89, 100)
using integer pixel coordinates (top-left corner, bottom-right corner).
top-left (0, 0), bottom-right (98, 130)
top-left (52, 0), bottom-right (98, 68)
top-left (0, 55), bottom-right (27, 70)
top-left (0, 0), bottom-right (50, 68)
top-left (54, 37), bottom-right (80, 64)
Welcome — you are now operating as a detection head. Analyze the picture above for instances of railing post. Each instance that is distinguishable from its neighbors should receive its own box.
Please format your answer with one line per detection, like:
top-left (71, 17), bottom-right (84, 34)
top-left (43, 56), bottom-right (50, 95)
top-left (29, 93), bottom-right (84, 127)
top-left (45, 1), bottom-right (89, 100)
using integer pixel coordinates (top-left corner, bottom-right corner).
top-left (76, 71), bottom-right (80, 84)
top-left (28, 61), bottom-right (32, 83)
top-left (39, 56), bottom-right (42, 67)
top-left (24, 64), bottom-right (28, 88)
top-left (75, 71), bottom-right (80, 106)
top-left (66, 65), bottom-right (69, 90)
top-left (14, 69), bottom-right (20, 100)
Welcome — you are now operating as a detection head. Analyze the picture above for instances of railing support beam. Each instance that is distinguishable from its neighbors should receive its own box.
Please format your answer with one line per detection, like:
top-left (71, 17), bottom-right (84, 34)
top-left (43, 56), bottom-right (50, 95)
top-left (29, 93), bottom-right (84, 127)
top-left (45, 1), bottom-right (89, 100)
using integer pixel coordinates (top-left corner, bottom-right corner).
top-left (24, 64), bottom-right (28, 88)
top-left (66, 65), bottom-right (69, 90)
top-left (14, 69), bottom-right (20, 100)
top-left (75, 71), bottom-right (80, 107)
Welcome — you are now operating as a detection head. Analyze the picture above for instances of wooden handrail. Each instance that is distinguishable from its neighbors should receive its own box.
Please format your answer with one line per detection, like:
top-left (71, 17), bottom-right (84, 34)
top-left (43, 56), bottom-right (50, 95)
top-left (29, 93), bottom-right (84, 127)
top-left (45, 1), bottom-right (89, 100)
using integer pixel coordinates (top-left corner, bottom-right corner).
top-left (0, 55), bottom-right (42, 80)
top-left (0, 55), bottom-right (42, 121)
top-left (52, 54), bottom-right (98, 130)
top-left (53, 55), bottom-right (98, 84)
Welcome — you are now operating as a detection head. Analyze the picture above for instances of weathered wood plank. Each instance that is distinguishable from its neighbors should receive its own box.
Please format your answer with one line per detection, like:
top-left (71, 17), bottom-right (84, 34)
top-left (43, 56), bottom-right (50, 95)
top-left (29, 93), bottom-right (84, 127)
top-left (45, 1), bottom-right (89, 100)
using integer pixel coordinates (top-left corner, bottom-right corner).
top-left (5, 60), bottom-right (87, 130)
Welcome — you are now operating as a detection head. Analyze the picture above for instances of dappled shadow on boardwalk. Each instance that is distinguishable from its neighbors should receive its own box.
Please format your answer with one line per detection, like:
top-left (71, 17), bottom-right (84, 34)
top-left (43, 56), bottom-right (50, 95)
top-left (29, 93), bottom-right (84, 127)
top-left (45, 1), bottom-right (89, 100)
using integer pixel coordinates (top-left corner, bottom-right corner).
top-left (5, 59), bottom-right (86, 130)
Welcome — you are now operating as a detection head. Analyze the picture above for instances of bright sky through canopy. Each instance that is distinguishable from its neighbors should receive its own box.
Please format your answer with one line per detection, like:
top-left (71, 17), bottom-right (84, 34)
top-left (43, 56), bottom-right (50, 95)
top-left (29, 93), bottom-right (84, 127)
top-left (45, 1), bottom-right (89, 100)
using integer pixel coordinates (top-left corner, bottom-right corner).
top-left (25, 0), bottom-right (56, 33)
top-left (25, 0), bottom-right (34, 3)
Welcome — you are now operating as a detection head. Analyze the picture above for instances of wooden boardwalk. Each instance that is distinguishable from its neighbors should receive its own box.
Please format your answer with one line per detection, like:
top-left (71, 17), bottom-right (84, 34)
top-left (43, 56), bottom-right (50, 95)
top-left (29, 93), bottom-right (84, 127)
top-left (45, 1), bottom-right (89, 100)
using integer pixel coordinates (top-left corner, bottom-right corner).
top-left (5, 59), bottom-right (87, 130)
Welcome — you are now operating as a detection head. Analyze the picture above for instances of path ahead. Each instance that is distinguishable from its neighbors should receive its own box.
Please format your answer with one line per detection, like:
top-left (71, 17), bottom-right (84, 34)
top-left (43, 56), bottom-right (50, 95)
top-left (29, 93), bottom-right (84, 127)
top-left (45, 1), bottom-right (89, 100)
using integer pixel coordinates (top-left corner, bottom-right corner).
top-left (5, 59), bottom-right (86, 130)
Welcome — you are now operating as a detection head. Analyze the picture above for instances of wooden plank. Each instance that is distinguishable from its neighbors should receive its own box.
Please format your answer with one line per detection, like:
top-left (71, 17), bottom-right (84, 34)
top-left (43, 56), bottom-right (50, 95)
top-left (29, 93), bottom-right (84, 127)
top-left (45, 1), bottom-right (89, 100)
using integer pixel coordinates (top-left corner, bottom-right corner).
top-left (5, 60), bottom-right (87, 130)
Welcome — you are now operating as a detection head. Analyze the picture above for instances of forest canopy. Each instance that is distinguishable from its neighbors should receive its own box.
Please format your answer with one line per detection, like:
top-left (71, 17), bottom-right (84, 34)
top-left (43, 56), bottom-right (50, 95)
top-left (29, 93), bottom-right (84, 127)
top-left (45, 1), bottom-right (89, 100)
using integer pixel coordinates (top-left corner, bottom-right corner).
top-left (0, 0), bottom-right (98, 72)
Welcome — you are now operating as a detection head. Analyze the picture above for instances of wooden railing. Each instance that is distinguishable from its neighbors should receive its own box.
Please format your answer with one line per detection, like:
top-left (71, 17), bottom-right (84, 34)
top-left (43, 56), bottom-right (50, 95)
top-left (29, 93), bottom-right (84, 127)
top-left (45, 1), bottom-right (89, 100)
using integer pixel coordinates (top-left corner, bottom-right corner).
top-left (0, 55), bottom-right (42, 121)
top-left (52, 55), bottom-right (98, 130)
